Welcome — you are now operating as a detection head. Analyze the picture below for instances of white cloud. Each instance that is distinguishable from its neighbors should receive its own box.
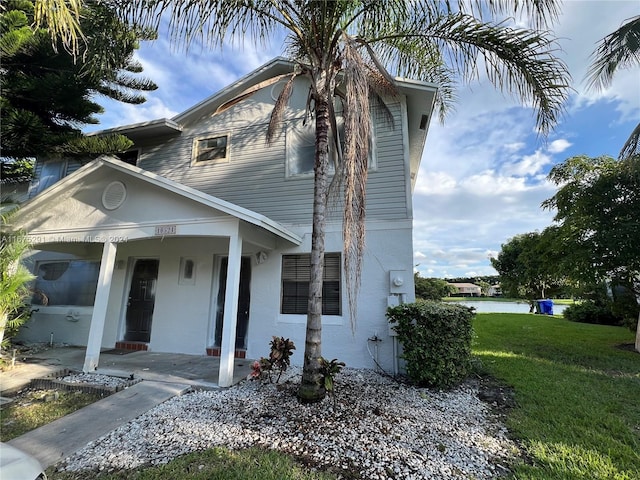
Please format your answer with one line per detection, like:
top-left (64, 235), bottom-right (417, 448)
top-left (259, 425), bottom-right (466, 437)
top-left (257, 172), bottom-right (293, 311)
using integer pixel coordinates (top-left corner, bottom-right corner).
top-left (504, 142), bottom-right (526, 153)
top-left (415, 171), bottom-right (457, 195)
top-left (557, 1), bottom-right (640, 122)
top-left (500, 150), bottom-right (552, 177)
top-left (547, 139), bottom-right (572, 153)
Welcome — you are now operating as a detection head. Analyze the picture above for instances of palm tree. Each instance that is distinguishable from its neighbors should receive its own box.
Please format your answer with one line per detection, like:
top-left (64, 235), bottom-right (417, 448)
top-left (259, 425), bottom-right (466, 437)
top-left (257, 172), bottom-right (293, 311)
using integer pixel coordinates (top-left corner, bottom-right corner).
top-left (586, 15), bottom-right (640, 159)
top-left (34, 0), bottom-right (570, 402)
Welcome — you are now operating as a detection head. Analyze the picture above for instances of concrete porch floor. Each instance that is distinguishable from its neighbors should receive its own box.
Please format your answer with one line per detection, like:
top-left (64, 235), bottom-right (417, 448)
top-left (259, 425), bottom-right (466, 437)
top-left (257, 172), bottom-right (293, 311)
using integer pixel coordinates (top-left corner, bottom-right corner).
top-left (1, 346), bottom-right (253, 395)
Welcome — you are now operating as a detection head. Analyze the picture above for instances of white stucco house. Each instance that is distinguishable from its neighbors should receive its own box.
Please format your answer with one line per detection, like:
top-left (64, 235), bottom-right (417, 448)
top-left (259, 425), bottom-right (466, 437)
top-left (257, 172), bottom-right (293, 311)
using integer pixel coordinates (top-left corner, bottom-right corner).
top-left (12, 57), bottom-right (437, 386)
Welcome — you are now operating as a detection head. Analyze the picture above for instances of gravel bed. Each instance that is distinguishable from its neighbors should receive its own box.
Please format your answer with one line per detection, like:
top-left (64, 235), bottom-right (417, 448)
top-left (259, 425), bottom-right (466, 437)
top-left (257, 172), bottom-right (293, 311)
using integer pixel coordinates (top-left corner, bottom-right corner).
top-left (56, 373), bottom-right (132, 390)
top-left (57, 367), bottom-right (519, 479)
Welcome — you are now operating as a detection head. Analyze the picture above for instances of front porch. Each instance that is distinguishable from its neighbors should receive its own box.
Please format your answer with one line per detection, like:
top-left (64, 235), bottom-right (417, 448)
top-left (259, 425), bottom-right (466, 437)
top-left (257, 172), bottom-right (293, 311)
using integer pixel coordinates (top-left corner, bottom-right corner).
top-left (11, 156), bottom-right (302, 388)
top-left (0, 346), bottom-right (253, 395)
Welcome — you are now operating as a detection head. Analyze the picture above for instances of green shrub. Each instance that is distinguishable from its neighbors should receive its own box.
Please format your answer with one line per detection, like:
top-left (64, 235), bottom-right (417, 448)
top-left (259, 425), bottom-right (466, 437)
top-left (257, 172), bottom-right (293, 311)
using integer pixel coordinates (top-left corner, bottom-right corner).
top-left (387, 301), bottom-right (475, 389)
top-left (563, 300), bottom-right (623, 326)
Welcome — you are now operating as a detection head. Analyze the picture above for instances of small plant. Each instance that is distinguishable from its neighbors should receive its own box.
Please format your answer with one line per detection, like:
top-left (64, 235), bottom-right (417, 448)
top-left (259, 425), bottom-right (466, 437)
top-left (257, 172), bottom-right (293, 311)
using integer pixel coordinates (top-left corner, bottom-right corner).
top-left (0, 222), bottom-right (35, 350)
top-left (249, 336), bottom-right (296, 383)
top-left (319, 357), bottom-right (345, 396)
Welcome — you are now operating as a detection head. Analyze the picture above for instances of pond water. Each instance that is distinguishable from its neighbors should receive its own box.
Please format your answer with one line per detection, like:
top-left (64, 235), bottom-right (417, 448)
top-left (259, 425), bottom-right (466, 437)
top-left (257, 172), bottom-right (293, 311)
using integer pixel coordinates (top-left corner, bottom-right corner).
top-left (454, 300), bottom-right (567, 315)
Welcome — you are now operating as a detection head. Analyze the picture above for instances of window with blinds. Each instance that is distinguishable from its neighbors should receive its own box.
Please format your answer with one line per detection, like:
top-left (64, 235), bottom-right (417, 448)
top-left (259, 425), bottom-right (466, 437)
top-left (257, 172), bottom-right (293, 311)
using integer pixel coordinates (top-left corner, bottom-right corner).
top-left (193, 134), bottom-right (229, 164)
top-left (281, 253), bottom-right (341, 315)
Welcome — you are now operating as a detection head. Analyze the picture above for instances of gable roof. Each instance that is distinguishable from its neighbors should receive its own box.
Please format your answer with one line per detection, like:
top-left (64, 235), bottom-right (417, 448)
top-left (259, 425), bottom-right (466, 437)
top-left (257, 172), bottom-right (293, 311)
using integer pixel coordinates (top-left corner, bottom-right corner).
top-left (90, 57), bottom-right (437, 188)
top-left (13, 155), bottom-right (302, 245)
top-left (448, 283), bottom-right (481, 289)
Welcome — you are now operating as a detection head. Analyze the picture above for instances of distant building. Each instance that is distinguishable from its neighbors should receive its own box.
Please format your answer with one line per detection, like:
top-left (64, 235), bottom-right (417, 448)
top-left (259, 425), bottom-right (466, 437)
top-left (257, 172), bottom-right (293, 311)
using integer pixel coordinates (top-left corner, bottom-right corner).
top-left (448, 283), bottom-right (482, 297)
top-left (488, 284), bottom-right (502, 297)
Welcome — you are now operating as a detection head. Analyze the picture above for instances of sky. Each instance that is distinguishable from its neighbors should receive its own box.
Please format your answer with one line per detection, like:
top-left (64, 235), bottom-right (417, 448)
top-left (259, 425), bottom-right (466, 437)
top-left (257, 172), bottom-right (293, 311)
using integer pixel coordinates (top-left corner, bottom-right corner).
top-left (86, 1), bottom-right (640, 279)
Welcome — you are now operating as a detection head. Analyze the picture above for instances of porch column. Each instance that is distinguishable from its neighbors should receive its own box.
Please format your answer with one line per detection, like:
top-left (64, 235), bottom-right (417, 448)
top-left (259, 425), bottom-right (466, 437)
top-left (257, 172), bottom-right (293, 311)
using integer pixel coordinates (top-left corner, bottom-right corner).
top-left (83, 241), bottom-right (118, 372)
top-left (218, 233), bottom-right (242, 387)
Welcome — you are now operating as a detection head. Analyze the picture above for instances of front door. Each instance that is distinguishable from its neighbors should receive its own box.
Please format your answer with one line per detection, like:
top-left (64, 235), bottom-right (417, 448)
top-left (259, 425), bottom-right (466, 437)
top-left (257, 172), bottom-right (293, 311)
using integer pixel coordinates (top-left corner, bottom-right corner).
top-left (215, 257), bottom-right (251, 349)
top-left (125, 259), bottom-right (159, 342)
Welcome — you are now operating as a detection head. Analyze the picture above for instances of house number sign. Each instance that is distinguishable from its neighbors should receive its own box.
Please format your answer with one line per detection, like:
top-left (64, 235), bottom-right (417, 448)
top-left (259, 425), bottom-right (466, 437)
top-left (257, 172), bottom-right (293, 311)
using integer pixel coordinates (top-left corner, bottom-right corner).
top-left (155, 224), bottom-right (177, 236)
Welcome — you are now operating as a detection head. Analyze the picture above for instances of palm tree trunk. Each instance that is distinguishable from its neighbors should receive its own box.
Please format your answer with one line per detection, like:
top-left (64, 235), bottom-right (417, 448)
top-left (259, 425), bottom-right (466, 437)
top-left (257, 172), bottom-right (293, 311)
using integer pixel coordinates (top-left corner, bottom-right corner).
top-left (635, 312), bottom-right (640, 353)
top-left (298, 96), bottom-right (331, 403)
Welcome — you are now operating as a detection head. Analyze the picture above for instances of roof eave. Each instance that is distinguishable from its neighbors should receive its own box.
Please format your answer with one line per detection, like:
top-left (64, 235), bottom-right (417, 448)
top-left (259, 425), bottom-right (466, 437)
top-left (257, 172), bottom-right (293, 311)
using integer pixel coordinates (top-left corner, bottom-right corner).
top-left (87, 118), bottom-right (183, 141)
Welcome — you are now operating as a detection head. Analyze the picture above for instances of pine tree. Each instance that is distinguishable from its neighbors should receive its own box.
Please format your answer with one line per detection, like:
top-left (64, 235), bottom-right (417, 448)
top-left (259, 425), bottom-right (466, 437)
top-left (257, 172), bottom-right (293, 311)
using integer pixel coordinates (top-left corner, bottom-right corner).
top-left (0, 0), bottom-right (157, 159)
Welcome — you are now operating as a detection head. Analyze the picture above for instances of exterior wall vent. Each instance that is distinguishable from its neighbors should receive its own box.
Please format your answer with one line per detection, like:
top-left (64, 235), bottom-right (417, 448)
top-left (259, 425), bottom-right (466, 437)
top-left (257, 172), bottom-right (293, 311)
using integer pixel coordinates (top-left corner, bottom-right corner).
top-left (419, 114), bottom-right (429, 131)
top-left (102, 181), bottom-right (127, 210)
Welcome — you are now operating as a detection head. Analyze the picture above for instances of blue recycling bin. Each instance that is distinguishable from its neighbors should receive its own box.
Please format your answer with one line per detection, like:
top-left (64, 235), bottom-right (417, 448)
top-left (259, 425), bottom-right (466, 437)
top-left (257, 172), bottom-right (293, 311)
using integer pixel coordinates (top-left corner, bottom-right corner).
top-left (539, 299), bottom-right (554, 315)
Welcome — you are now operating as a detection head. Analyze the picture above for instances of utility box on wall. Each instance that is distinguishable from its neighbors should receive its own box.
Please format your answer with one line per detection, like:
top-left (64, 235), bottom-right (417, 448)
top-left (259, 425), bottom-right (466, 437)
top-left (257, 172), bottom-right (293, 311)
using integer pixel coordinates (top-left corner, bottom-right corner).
top-left (389, 270), bottom-right (410, 294)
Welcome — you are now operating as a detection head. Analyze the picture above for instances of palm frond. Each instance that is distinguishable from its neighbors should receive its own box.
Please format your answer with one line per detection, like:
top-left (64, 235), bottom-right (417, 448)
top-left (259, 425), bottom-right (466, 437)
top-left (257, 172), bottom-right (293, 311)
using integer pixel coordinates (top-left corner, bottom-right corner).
top-left (382, 11), bottom-right (570, 135)
top-left (460, 0), bottom-right (561, 30)
top-left (267, 72), bottom-right (297, 144)
top-left (33, 0), bottom-right (85, 55)
top-left (215, 73), bottom-right (293, 114)
top-left (620, 122), bottom-right (640, 160)
top-left (585, 15), bottom-right (640, 92)
top-left (341, 35), bottom-right (371, 334)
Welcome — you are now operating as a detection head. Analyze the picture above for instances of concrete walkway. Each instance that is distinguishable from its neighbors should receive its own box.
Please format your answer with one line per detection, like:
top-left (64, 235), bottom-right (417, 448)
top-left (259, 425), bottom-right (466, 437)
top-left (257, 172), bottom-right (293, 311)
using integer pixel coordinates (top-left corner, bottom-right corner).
top-left (1, 346), bottom-right (254, 468)
top-left (7, 381), bottom-right (188, 468)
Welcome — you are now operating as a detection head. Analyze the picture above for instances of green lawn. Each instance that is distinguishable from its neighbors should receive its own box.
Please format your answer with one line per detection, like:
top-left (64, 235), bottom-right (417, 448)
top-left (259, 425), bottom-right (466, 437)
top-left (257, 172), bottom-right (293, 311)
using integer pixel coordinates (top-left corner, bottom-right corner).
top-left (48, 447), bottom-right (335, 479)
top-left (473, 313), bottom-right (640, 479)
top-left (1, 390), bottom-right (103, 442)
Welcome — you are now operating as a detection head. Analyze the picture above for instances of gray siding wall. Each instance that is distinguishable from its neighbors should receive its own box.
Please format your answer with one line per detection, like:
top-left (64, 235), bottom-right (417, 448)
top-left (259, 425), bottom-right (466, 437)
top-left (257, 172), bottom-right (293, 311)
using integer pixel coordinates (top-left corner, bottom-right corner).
top-left (136, 101), bottom-right (409, 226)
top-left (29, 88), bottom-right (410, 225)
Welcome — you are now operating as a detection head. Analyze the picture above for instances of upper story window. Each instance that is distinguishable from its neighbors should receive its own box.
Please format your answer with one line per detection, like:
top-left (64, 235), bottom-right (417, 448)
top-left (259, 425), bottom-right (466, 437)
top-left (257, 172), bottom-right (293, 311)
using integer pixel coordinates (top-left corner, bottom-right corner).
top-left (286, 116), bottom-right (376, 178)
top-left (281, 253), bottom-right (341, 315)
top-left (32, 160), bottom-right (67, 195)
top-left (192, 134), bottom-right (229, 165)
top-left (31, 260), bottom-right (100, 306)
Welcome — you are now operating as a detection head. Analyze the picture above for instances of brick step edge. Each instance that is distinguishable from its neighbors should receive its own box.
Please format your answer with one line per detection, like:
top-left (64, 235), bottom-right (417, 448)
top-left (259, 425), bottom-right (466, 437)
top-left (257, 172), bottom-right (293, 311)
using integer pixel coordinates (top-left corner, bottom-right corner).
top-left (27, 368), bottom-right (142, 397)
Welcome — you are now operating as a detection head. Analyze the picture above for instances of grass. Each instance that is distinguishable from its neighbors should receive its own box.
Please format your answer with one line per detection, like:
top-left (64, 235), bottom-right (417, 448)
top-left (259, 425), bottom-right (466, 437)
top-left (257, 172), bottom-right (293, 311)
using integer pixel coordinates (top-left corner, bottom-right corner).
top-left (0, 389), bottom-right (104, 441)
top-left (47, 447), bottom-right (336, 480)
top-left (473, 313), bottom-right (640, 479)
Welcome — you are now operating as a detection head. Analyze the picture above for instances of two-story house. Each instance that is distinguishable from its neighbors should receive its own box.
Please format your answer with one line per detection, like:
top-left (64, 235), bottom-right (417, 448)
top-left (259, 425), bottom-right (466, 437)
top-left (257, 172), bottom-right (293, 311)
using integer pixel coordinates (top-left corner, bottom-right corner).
top-left (448, 283), bottom-right (483, 297)
top-left (12, 57), bottom-right (437, 386)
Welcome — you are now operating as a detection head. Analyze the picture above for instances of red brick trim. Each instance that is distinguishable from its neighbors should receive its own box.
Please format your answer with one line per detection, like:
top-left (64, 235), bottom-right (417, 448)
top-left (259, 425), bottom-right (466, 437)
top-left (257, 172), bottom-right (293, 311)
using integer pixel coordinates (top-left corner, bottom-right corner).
top-left (115, 341), bottom-right (148, 351)
top-left (206, 347), bottom-right (246, 358)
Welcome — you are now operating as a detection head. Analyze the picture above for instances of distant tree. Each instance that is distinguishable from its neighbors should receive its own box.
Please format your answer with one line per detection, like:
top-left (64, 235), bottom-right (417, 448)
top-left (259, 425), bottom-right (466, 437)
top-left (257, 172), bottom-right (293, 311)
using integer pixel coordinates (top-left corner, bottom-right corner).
top-left (414, 274), bottom-right (455, 301)
top-left (584, 16), bottom-right (640, 352)
top-left (543, 154), bottom-right (640, 343)
top-left (491, 230), bottom-right (568, 311)
top-left (476, 280), bottom-right (491, 296)
top-left (1, 0), bottom-right (157, 159)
